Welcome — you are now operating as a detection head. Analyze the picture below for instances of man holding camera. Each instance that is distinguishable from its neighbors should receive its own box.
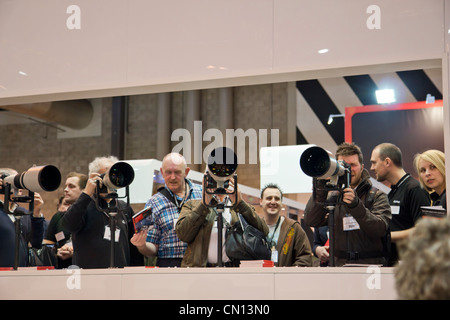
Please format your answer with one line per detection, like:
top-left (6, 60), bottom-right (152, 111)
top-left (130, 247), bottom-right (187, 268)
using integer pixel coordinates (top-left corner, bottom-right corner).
top-left (62, 156), bottom-right (140, 268)
top-left (304, 142), bottom-right (391, 266)
top-left (176, 175), bottom-right (268, 267)
top-left (0, 168), bottom-right (46, 268)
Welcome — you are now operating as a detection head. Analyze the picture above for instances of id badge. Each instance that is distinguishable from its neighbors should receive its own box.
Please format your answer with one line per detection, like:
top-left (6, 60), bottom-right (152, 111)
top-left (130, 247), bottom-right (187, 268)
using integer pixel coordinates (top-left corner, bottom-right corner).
top-left (271, 246), bottom-right (278, 263)
top-left (55, 231), bottom-right (65, 242)
top-left (343, 215), bottom-right (360, 231)
top-left (391, 205), bottom-right (400, 215)
top-left (104, 225), bottom-right (120, 242)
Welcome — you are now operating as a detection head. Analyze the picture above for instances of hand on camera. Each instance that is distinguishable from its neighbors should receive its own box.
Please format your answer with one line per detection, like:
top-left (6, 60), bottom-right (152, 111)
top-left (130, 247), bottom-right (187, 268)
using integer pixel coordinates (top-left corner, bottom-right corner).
top-left (84, 173), bottom-right (102, 197)
top-left (342, 187), bottom-right (358, 208)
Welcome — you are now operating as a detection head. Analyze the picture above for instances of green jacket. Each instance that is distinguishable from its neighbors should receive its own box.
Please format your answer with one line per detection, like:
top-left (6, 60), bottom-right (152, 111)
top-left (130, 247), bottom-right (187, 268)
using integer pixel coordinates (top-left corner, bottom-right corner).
top-left (176, 199), bottom-right (269, 267)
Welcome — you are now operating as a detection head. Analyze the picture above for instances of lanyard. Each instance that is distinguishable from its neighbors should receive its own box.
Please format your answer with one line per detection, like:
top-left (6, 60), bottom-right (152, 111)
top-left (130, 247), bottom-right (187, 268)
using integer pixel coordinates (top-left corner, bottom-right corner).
top-left (268, 216), bottom-right (281, 247)
top-left (173, 181), bottom-right (190, 209)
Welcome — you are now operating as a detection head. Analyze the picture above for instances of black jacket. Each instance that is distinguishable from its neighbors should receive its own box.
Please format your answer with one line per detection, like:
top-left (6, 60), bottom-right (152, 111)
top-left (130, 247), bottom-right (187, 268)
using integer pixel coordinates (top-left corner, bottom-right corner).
top-left (62, 193), bottom-right (138, 268)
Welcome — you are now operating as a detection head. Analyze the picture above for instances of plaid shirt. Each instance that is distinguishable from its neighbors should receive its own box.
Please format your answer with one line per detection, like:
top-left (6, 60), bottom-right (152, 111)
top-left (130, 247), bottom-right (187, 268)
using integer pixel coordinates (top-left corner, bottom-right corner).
top-left (145, 179), bottom-right (202, 259)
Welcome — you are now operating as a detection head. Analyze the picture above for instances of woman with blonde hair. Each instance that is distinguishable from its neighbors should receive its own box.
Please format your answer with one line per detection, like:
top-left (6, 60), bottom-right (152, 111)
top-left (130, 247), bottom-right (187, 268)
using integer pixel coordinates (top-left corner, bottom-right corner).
top-left (413, 149), bottom-right (446, 209)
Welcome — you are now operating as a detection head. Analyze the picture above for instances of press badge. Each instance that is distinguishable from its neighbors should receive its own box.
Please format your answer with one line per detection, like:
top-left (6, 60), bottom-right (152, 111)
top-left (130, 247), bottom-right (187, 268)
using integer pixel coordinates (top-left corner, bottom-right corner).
top-left (55, 231), bottom-right (65, 242)
top-left (391, 205), bottom-right (400, 215)
top-left (104, 225), bottom-right (120, 242)
top-left (343, 215), bottom-right (360, 231)
top-left (271, 246), bottom-right (278, 263)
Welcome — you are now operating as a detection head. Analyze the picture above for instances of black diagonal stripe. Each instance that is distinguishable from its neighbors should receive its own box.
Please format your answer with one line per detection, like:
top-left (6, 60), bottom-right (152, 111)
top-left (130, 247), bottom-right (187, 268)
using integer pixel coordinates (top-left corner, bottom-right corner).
top-left (296, 127), bottom-right (308, 145)
top-left (343, 74), bottom-right (379, 105)
top-left (396, 69), bottom-right (442, 101)
top-left (296, 80), bottom-right (344, 145)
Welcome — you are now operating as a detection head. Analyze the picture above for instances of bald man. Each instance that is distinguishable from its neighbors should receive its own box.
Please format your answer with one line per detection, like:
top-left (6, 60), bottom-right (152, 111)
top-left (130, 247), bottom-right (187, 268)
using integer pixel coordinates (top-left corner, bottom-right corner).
top-left (131, 153), bottom-right (202, 267)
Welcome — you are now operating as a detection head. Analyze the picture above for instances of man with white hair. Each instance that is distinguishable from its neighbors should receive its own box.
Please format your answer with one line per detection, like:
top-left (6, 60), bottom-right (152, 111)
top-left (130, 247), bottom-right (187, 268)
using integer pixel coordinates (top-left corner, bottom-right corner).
top-left (131, 153), bottom-right (202, 267)
top-left (62, 156), bottom-right (141, 268)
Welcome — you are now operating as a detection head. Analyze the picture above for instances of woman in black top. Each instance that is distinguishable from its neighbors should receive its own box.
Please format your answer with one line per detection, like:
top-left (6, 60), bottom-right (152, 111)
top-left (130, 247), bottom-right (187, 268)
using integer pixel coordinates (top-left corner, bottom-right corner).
top-left (414, 149), bottom-right (446, 209)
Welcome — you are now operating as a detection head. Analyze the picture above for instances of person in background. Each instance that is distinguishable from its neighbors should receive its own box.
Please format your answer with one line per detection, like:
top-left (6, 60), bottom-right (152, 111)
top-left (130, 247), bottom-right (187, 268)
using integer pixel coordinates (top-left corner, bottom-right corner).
top-left (370, 143), bottom-right (431, 266)
top-left (312, 225), bottom-right (329, 267)
top-left (260, 183), bottom-right (312, 267)
top-left (43, 172), bottom-right (87, 268)
top-left (413, 149), bottom-right (446, 209)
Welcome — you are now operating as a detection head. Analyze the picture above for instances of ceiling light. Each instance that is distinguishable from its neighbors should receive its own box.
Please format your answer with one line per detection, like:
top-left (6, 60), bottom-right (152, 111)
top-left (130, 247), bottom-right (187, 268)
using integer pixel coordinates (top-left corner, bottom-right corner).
top-left (318, 48), bottom-right (329, 54)
top-left (375, 89), bottom-right (395, 104)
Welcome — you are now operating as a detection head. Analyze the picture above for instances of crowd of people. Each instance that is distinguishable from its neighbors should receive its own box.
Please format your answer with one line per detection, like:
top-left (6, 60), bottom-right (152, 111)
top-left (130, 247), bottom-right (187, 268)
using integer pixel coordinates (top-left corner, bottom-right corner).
top-left (0, 142), bottom-right (448, 298)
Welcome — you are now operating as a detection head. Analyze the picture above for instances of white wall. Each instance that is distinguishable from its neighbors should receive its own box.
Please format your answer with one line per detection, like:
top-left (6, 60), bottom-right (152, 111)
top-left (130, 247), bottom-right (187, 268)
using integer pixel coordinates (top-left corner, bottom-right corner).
top-left (0, 0), bottom-right (444, 105)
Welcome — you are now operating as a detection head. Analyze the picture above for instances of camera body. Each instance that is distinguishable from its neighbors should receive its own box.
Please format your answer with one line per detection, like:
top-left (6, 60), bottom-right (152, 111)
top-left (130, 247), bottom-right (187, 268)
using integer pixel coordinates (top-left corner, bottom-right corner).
top-left (203, 146), bottom-right (238, 208)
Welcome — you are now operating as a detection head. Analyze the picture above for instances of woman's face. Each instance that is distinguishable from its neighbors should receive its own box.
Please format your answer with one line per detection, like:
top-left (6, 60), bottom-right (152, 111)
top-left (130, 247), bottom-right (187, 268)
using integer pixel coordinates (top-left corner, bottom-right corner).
top-left (418, 158), bottom-right (445, 195)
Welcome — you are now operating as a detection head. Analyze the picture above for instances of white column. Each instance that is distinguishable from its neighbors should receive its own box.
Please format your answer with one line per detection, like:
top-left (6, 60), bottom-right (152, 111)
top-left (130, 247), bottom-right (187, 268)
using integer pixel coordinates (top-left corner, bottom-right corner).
top-left (443, 0), bottom-right (450, 216)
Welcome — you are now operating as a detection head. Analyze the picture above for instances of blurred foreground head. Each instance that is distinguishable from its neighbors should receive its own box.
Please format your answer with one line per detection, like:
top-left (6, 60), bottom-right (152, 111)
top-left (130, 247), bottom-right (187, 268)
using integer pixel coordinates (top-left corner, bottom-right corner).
top-left (395, 217), bottom-right (450, 300)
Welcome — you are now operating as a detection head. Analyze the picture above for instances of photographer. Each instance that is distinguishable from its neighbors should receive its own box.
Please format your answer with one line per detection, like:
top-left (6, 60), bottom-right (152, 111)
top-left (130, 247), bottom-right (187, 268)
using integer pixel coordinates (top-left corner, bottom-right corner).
top-left (304, 143), bottom-right (391, 266)
top-left (176, 176), bottom-right (268, 267)
top-left (0, 168), bottom-right (45, 268)
top-left (62, 156), bottom-right (142, 268)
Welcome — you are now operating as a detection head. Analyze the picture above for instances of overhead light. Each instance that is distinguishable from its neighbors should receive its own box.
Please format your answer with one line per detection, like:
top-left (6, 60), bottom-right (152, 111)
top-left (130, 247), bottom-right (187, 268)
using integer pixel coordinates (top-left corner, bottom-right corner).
top-left (327, 114), bottom-right (344, 125)
top-left (18, 71), bottom-right (28, 76)
top-left (375, 89), bottom-right (395, 104)
top-left (426, 93), bottom-right (435, 104)
top-left (318, 48), bottom-right (329, 54)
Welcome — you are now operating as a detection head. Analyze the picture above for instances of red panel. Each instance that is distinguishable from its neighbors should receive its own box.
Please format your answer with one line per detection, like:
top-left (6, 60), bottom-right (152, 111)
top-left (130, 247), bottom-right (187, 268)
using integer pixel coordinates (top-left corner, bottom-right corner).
top-left (345, 100), bottom-right (443, 142)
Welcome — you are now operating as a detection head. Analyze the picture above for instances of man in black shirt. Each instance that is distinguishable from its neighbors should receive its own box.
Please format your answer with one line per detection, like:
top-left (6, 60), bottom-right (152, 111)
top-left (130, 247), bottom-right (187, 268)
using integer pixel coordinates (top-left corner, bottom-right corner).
top-left (62, 156), bottom-right (142, 268)
top-left (370, 143), bottom-right (430, 266)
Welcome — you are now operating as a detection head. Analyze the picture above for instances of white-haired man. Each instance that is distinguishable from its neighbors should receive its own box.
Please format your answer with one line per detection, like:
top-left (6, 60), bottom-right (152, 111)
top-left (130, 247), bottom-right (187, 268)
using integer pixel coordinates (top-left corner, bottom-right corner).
top-left (131, 153), bottom-right (202, 267)
top-left (62, 156), bottom-right (142, 268)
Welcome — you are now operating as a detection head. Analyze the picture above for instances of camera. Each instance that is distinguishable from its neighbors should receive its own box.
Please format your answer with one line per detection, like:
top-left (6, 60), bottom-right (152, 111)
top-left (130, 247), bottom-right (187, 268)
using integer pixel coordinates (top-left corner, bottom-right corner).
top-left (99, 161), bottom-right (135, 192)
top-left (203, 146), bottom-right (238, 207)
top-left (0, 165), bottom-right (61, 216)
top-left (94, 161), bottom-right (135, 214)
top-left (1, 165), bottom-right (61, 193)
top-left (299, 146), bottom-right (350, 189)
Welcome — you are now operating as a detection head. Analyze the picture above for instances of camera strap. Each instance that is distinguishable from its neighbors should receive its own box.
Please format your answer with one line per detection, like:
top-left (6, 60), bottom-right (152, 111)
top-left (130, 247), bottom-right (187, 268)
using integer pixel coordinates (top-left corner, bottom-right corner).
top-left (158, 183), bottom-right (190, 211)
